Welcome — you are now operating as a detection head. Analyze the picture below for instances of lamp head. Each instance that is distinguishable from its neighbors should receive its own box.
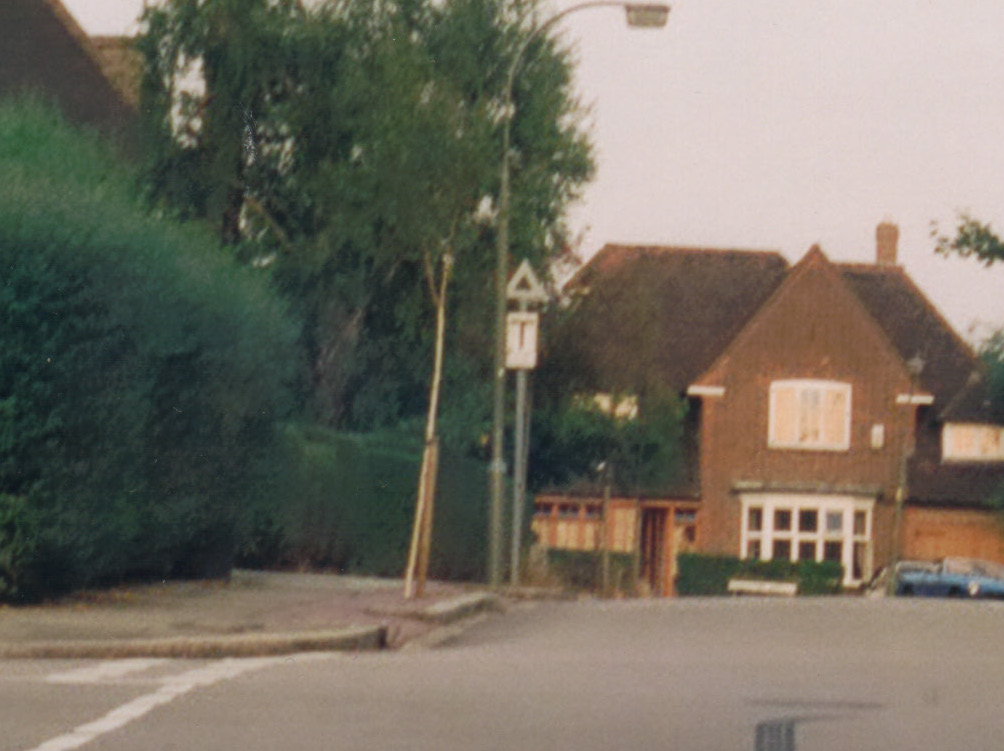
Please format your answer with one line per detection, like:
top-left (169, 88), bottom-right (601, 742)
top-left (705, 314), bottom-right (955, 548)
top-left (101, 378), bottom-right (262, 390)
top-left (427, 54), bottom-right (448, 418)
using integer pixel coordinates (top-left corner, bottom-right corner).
top-left (625, 3), bottom-right (670, 28)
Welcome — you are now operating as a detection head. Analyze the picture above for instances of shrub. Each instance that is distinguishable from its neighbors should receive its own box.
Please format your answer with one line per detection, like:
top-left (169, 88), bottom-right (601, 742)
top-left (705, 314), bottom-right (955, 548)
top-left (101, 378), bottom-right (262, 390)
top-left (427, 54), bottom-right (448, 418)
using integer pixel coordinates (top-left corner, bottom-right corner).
top-left (0, 100), bottom-right (298, 600)
top-left (676, 553), bottom-right (843, 596)
top-left (543, 549), bottom-right (636, 593)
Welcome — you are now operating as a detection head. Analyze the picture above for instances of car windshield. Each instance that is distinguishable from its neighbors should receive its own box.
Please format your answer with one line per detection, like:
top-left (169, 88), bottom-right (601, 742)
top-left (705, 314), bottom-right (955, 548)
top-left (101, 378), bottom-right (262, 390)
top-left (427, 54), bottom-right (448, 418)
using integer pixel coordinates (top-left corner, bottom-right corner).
top-left (942, 558), bottom-right (1004, 578)
top-left (974, 560), bottom-right (1004, 579)
top-left (942, 558), bottom-right (975, 575)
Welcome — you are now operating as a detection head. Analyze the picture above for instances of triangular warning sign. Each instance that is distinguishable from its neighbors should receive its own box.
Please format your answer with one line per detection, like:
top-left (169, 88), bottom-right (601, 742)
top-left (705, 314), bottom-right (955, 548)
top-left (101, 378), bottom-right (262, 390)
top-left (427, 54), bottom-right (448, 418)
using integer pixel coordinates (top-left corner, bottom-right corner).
top-left (506, 259), bottom-right (548, 303)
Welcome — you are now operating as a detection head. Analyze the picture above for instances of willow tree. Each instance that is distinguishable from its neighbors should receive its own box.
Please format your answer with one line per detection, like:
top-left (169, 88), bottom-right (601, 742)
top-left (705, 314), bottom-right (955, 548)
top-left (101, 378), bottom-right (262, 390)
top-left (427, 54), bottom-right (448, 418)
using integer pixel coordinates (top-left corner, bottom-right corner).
top-left (139, 0), bottom-right (592, 436)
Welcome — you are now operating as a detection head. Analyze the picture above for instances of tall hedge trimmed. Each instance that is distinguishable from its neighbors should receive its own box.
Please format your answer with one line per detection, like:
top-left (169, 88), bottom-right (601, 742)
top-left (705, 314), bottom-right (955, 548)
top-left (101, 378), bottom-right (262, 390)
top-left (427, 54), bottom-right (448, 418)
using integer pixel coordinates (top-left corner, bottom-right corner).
top-left (0, 101), bottom-right (298, 600)
top-left (676, 553), bottom-right (843, 596)
top-left (238, 424), bottom-right (488, 582)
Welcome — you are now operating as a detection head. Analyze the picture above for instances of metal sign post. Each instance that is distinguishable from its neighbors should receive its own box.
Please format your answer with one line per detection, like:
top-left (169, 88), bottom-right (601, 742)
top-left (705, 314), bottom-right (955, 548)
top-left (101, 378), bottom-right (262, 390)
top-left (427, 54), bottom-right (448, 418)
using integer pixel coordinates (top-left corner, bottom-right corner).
top-left (505, 261), bottom-right (547, 586)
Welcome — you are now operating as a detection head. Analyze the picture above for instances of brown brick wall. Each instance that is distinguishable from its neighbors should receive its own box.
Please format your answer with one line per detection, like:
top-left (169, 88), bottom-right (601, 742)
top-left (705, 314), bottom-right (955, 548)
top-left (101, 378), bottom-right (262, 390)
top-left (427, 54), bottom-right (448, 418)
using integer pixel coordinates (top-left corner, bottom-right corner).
top-left (695, 254), bottom-right (917, 567)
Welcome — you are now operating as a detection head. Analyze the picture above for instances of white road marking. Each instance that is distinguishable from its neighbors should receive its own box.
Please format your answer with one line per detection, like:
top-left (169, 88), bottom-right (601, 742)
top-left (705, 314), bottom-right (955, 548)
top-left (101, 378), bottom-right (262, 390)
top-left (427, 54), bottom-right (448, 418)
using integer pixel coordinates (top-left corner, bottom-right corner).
top-left (45, 659), bottom-right (168, 685)
top-left (27, 658), bottom-right (281, 751)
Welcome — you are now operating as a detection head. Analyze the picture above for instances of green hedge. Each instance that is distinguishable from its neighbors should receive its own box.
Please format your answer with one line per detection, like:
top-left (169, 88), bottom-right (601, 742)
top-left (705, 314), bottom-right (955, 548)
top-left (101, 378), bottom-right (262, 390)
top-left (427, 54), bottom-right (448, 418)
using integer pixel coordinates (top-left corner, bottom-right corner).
top-left (238, 424), bottom-right (488, 582)
top-left (0, 100), bottom-right (298, 601)
top-left (676, 553), bottom-right (843, 596)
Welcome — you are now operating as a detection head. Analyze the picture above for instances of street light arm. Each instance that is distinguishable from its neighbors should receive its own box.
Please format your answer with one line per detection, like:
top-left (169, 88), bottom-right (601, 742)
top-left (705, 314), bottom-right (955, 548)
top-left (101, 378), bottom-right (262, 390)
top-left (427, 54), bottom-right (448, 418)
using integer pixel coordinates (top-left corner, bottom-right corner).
top-left (502, 2), bottom-right (670, 119)
top-left (487, 0), bottom-right (670, 588)
top-left (504, 2), bottom-right (657, 95)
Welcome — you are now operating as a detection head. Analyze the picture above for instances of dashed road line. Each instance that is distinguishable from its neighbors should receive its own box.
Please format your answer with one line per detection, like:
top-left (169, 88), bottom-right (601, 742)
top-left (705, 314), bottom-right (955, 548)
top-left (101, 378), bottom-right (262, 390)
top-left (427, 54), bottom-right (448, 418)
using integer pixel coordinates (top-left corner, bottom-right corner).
top-left (45, 659), bottom-right (168, 685)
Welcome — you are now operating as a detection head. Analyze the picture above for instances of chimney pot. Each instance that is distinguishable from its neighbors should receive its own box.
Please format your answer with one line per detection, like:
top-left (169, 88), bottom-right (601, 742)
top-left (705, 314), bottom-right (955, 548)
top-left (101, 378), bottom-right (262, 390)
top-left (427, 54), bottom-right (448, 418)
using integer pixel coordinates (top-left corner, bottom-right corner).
top-left (876, 222), bottom-right (899, 265)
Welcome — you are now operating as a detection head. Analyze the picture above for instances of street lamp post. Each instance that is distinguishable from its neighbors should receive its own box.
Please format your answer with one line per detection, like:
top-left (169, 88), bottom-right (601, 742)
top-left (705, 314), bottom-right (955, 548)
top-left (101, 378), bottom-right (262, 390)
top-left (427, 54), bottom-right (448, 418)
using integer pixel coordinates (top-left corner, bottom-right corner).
top-left (488, 1), bottom-right (671, 587)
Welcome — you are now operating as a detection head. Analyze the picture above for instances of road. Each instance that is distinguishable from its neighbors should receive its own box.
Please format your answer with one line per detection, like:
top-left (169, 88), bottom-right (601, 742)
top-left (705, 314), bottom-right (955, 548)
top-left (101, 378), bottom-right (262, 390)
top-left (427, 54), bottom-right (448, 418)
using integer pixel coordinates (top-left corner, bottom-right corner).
top-left (3, 597), bottom-right (1004, 750)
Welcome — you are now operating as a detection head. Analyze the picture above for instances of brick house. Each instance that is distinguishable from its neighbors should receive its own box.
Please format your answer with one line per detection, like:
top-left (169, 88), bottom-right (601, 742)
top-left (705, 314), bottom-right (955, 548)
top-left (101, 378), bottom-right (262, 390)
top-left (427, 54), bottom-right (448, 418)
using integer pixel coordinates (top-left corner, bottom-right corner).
top-left (533, 223), bottom-right (1004, 594)
top-left (0, 0), bottom-right (136, 141)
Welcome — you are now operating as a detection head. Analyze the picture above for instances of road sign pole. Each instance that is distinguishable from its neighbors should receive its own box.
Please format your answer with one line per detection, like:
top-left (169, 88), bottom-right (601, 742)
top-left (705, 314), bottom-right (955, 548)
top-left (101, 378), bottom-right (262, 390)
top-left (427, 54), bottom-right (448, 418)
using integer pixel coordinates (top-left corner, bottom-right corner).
top-left (504, 261), bottom-right (547, 588)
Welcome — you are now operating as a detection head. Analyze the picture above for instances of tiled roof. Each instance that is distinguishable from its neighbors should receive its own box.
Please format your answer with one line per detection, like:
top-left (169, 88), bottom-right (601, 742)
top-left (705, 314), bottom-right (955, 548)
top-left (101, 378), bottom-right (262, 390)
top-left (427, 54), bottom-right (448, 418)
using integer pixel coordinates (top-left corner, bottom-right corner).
top-left (553, 245), bottom-right (790, 393)
top-left (837, 262), bottom-right (979, 409)
top-left (0, 0), bottom-right (136, 136)
top-left (908, 457), bottom-right (1004, 508)
top-left (558, 244), bottom-right (983, 412)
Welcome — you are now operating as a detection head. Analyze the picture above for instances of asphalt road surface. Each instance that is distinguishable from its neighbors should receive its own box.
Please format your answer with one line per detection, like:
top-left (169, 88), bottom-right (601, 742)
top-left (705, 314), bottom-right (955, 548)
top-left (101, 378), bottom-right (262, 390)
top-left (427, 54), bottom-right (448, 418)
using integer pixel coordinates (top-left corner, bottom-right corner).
top-left (4, 597), bottom-right (1004, 751)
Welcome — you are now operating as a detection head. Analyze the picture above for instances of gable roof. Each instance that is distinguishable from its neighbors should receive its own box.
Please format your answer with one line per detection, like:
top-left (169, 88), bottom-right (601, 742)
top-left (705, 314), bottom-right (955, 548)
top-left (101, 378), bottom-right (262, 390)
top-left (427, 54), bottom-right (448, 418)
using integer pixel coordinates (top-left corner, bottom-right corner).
top-left (554, 244), bottom-right (790, 393)
top-left (558, 241), bottom-right (981, 412)
top-left (693, 245), bottom-right (918, 390)
top-left (0, 0), bottom-right (136, 137)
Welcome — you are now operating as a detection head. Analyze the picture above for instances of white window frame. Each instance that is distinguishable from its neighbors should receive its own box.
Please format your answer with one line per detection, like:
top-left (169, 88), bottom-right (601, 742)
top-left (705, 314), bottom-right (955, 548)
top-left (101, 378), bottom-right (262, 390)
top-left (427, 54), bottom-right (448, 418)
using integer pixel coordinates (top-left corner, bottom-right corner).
top-left (739, 493), bottom-right (874, 587)
top-left (942, 422), bottom-right (1004, 463)
top-left (768, 379), bottom-right (852, 452)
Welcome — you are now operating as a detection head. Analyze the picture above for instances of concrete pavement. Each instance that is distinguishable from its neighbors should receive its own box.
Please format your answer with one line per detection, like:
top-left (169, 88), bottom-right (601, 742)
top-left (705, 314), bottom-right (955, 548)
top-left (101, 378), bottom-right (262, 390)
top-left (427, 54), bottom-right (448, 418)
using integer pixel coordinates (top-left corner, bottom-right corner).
top-left (0, 570), bottom-right (501, 659)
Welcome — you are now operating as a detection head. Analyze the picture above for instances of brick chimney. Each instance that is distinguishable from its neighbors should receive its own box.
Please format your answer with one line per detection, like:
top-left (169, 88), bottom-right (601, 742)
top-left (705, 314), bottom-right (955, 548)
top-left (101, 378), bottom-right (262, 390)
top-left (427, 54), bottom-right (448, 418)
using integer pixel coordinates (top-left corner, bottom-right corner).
top-left (876, 221), bottom-right (899, 266)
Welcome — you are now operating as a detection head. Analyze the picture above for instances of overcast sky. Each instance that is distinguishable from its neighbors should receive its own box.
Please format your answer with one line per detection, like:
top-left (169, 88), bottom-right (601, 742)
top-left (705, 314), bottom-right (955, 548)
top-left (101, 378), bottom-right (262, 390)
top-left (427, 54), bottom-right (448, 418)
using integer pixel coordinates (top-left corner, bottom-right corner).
top-left (64, 0), bottom-right (1004, 342)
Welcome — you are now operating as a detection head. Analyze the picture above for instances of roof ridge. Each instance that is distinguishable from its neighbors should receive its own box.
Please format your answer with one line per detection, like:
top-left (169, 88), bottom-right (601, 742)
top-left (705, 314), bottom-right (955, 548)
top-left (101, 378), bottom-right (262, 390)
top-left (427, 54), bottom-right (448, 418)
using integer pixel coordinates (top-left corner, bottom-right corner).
top-left (692, 245), bottom-right (916, 389)
top-left (600, 243), bottom-right (786, 259)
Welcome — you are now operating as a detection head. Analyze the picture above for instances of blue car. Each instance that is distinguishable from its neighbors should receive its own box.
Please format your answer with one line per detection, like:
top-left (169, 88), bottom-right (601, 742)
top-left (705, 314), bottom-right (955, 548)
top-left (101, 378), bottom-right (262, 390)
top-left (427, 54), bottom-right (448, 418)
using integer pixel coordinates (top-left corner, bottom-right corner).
top-left (895, 557), bottom-right (1004, 599)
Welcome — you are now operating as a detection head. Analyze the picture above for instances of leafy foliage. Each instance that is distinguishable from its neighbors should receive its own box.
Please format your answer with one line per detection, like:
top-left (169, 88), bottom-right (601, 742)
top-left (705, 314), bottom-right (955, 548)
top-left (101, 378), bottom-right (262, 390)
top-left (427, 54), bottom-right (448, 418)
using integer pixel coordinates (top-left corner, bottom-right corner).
top-left (138, 0), bottom-right (594, 438)
top-left (529, 387), bottom-right (685, 495)
top-left (933, 213), bottom-right (1004, 266)
top-left (0, 101), bottom-right (298, 600)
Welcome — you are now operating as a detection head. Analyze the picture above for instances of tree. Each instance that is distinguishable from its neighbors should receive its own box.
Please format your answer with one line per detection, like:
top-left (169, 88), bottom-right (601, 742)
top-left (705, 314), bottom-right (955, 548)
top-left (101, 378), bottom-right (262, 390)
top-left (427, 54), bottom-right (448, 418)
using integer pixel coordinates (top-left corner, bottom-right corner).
top-left (137, 0), bottom-right (593, 439)
top-left (529, 389), bottom-right (685, 495)
top-left (933, 213), bottom-right (1004, 266)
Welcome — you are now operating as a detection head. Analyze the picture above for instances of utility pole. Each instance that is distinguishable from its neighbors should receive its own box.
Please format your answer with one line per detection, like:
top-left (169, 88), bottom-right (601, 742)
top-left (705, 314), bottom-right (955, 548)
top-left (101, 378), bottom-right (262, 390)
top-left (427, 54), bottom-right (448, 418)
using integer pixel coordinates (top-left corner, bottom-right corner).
top-left (487, 1), bottom-right (671, 587)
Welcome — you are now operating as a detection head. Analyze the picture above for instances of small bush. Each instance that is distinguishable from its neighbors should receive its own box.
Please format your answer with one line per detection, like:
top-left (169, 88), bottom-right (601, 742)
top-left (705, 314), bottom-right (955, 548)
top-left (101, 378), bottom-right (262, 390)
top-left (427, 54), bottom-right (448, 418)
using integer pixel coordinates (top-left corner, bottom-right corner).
top-left (676, 553), bottom-right (843, 596)
top-left (544, 549), bottom-right (636, 593)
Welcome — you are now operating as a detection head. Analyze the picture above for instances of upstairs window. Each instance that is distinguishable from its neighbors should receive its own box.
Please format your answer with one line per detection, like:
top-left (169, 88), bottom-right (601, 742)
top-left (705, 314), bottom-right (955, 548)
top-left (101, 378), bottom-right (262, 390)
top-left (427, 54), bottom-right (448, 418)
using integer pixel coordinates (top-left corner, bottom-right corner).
top-left (769, 380), bottom-right (851, 451)
top-left (942, 423), bottom-right (1004, 462)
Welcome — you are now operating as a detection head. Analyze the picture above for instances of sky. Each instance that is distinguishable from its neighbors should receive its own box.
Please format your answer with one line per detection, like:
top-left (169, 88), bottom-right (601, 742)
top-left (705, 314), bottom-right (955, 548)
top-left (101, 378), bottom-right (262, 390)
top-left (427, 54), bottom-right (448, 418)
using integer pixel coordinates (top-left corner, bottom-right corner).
top-left (64, 0), bottom-right (1004, 343)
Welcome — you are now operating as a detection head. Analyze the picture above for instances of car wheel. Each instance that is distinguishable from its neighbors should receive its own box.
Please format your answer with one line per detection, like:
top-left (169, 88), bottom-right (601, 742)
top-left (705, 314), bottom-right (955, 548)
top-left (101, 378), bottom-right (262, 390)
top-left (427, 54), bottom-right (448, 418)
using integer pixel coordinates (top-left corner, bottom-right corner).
top-left (898, 584), bottom-right (914, 596)
top-left (948, 586), bottom-right (965, 597)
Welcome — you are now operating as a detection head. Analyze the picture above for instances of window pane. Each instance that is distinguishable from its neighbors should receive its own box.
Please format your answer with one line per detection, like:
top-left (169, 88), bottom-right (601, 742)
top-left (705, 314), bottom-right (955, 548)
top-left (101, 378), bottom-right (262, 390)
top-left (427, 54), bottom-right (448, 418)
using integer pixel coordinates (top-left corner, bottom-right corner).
top-left (826, 511), bottom-right (843, 533)
top-left (774, 509), bottom-right (792, 532)
top-left (747, 540), bottom-right (761, 560)
top-left (853, 511), bottom-right (867, 536)
top-left (748, 507), bottom-right (763, 532)
top-left (798, 541), bottom-right (817, 562)
top-left (853, 542), bottom-right (867, 580)
top-left (798, 389), bottom-right (822, 443)
top-left (823, 540), bottom-right (842, 563)
top-left (798, 509), bottom-right (818, 532)
top-left (771, 386), bottom-right (797, 444)
top-left (822, 387), bottom-right (849, 447)
top-left (773, 539), bottom-right (792, 561)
